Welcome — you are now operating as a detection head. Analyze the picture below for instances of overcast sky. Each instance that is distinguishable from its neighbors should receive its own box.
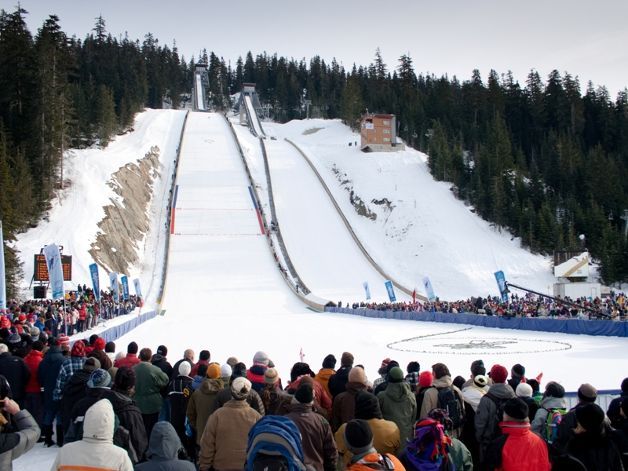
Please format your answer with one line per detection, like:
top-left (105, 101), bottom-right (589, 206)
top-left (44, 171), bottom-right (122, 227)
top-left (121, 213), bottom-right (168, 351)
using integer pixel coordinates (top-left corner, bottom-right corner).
top-left (4, 0), bottom-right (627, 96)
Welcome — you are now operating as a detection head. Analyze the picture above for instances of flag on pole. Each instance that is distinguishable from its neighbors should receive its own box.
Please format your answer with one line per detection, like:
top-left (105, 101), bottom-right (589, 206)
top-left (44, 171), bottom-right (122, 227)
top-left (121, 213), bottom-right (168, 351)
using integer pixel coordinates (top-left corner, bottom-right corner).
top-left (43, 244), bottom-right (64, 300)
top-left (89, 263), bottom-right (100, 301)
top-left (494, 270), bottom-right (509, 303)
top-left (384, 280), bottom-right (396, 302)
top-left (109, 272), bottom-right (120, 302)
top-left (121, 275), bottom-right (130, 301)
top-left (133, 278), bottom-right (143, 299)
top-left (422, 276), bottom-right (436, 301)
top-left (363, 281), bottom-right (371, 300)
top-left (299, 347), bottom-right (305, 362)
top-left (0, 221), bottom-right (6, 310)
top-left (412, 288), bottom-right (416, 304)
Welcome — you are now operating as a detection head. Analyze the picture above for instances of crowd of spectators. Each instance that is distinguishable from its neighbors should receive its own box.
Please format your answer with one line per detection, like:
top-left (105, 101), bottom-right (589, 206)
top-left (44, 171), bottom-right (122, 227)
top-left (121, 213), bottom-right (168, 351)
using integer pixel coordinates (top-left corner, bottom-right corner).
top-left (0, 286), bottom-right (141, 338)
top-left (0, 315), bottom-right (627, 470)
top-left (340, 291), bottom-right (628, 321)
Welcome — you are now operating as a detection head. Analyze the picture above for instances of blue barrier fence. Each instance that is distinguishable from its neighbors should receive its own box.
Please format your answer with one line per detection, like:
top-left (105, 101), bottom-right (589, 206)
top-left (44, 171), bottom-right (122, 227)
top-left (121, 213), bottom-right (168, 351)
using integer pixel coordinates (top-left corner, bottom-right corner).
top-left (326, 307), bottom-right (628, 338)
top-left (74, 310), bottom-right (158, 345)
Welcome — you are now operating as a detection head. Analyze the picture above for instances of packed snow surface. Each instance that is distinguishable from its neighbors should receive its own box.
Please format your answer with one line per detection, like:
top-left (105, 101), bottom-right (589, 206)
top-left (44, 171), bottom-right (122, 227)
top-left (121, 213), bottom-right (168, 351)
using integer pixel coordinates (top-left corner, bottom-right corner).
top-left (13, 111), bottom-right (628, 470)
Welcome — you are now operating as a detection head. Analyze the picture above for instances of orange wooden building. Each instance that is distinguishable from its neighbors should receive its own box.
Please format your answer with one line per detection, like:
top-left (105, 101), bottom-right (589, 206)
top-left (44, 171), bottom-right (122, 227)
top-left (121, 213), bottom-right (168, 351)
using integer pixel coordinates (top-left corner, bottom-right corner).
top-left (360, 113), bottom-right (404, 152)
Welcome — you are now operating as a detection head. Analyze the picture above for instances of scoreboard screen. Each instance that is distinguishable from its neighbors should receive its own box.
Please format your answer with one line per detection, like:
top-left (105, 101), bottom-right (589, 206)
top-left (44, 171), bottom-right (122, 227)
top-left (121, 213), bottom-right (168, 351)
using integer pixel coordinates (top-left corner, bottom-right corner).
top-left (33, 254), bottom-right (72, 282)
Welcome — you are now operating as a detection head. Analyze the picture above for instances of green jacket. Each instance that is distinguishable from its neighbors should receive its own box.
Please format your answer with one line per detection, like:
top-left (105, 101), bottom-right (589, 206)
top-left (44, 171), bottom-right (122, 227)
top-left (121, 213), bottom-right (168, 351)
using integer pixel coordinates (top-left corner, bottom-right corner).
top-left (377, 382), bottom-right (417, 447)
top-left (134, 361), bottom-right (169, 414)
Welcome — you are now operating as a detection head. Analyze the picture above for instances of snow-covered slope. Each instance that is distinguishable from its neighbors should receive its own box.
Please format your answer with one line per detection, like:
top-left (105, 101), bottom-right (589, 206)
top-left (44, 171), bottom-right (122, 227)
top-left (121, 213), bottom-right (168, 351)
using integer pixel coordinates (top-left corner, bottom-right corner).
top-left (265, 119), bottom-right (555, 300)
top-left (14, 110), bottom-right (186, 305)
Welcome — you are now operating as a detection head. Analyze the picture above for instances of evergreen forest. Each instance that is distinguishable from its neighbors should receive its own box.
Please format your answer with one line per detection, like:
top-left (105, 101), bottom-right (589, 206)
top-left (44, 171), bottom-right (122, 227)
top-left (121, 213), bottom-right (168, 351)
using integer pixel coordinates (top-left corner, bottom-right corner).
top-left (1, 7), bottom-right (627, 297)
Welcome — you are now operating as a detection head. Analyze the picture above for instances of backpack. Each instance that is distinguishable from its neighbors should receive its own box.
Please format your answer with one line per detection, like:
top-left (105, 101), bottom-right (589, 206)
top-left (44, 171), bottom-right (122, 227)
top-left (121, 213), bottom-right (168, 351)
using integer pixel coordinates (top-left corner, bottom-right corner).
top-left (484, 392), bottom-right (509, 438)
top-left (543, 407), bottom-right (567, 444)
top-left (245, 415), bottom-right (307, 471)
top-left (437, 387), bottom-right (464, 430)
top-left (416, 386), bottom-right (435, 420)
top-left (404, 418), bottom-right (453, 471)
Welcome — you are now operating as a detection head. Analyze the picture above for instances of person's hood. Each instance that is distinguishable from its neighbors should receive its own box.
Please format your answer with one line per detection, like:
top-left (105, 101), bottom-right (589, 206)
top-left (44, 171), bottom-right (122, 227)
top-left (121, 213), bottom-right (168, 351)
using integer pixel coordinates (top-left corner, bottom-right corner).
top-left (488, 383), bottom-right (516, 399)
top-left (540, 396), bottom-right (567, 409)
top-left (147, 421), bottom-right (182, 460)
top-left (200, 377), bottom-right (223, 394)
top-left (83, 399), bottom-right (115, 442)
top-left (383, 381), bottom-right (412, 402)
top-left (151, 354), bottom-right (166, 364)
top-left (433, 376), bottom-right (453, 388)
top-left (316, 368), bottom-right (335, 381)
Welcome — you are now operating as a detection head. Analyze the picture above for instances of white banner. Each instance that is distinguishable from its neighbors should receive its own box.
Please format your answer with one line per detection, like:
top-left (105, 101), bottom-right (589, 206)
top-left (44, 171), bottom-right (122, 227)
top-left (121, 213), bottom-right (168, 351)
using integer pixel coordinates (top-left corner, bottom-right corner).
top-left (109, 272), bottom-right (120, 302)
top-left (0, 221), bottom-right (6, 309)
top-left (43, 243), bottom-right (64, 300)
top-left (423, 276), bottom-right (436, 301)
top-left (363, 281), bottom-right (371, 301)
top-left (133, 278), bottom-right (143, 299)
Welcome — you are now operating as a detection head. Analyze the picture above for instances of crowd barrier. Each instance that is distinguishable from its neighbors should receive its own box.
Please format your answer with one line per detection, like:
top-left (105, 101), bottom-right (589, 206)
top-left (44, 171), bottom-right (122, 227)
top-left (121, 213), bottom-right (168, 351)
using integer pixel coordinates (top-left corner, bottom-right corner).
top-left (326, 307), bottom-right (628, 338)
top-left (74, 310), bottom-right (158, 345)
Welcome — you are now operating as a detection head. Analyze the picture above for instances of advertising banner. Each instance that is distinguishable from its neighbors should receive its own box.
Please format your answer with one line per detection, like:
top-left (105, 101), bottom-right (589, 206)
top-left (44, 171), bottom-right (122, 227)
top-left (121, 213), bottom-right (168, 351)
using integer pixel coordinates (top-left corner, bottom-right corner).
top-left (494, 270), bottom-right (509, 303)
top-left (363, 281), bottom-right (371, 300)
top-left (422, 276), bottom-right (436, 301)
top-left (121, 275), bottom-right (129, 301)
top-left (89, 263), bottom-right (100, 301)
top-left (43, 244), bottom-right (64, 300)
top-left (109, 272), bottom-right (120, 302)
top-left (384, 280), bottom-right (396, 302)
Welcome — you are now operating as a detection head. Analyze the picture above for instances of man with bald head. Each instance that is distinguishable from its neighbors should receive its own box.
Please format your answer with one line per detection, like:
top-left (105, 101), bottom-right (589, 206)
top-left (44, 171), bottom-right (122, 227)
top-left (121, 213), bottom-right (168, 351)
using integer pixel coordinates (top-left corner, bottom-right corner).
top-left (171, 349), bottom-right (195, 380)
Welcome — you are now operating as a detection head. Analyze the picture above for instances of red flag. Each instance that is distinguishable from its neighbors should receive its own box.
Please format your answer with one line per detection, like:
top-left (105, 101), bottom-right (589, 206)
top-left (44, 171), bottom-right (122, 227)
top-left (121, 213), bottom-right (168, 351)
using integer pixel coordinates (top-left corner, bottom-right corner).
top-left (412, 289), bottom-right (416, 304)
top-left (299, 347), bottom-right (304, 362)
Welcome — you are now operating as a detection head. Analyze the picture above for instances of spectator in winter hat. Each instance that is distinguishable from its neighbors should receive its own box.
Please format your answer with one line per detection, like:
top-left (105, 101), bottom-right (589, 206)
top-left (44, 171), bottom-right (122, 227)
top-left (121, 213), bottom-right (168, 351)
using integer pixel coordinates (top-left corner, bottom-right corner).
top-left (186, 361), bottom-right (225, 446)
top-left (377, 366), bottom-right (416, 446)
top-left (246, 352), bottom-right (270, 394)
top-left (507, 363), bottom-right (526, 391)
top-left (226, 356), bottom-right (238, 368)
top-left (288, 374), bottom-right (332, 419)
top-left (329, 352), bottom-right (354, 399)
top-left (475, 365), bottom-right (516, 462)
top-left (515, 382), bottom-right (538, 422)
top-left (424, 408), bottom-right (474, 471)
top-left (315, 354), bottom-right (336, 395)
top-left (463, 372), bottom-right (489, 413)
top-left (220, 364), bottom-right (232, 385)
top-left (331, 366), bottom-right (369, 432)
top-left (553, 382), bottom-right (611, 452)
top-left (171, 349), bottom-right (194, 381)
top-left (530, 381), bottom-right (567, 436)
top-left (167, 361), bottom-right (194, 458)
top-left (114, 341), bottom-right (140, 369)
top-left (485, 398), bottom-right (550, 471)
top-left (335, 392), bottom-right (400, 466)
top-left (558, 403), bottom-right (624, 471)
top-left (343, 419), bottom-right (404, 471)
top-left (104, 341), bottom-right (116, 363)
top-left (607, 377), bottom-right (628, 428)
top-left (260, 367), bottom-right (291, 415)
top-left (151, 345), bottom-right (173, 378)
top-left (198, 376), bottom-right (261, 471)
top-left (213, 362), bottom-right (265, 415)
top-left (405, 361), bottom-right (421, 392)
top-left (373, 358), bottom-right (392, 391)
top-left (286, 383), bottom-right (338, 470)
top-left (88, 348), bottom-right (112, 372)
top-left (190, 350), bottom-right (210, 378)
top-left (53, 340), bottom-right (87, 403)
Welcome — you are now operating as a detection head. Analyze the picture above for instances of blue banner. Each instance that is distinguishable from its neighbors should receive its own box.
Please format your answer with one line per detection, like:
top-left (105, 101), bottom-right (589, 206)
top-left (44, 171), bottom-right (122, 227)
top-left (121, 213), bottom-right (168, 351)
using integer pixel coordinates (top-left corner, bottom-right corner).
top-left (89, 263), bottom-right (100, 301)
top-left (109, 272), bottom-right (120, 302)
top-left (121, 275), bottom-right (129, 301)
top-left (422, 276), bottom-right (436, 301)
top-left (43, 244), bottom-right (64, 300)
top-left (363, 281), bottom-right (371, 300)
top-left (0, 221), bottom-right (6, 310)
top-left (494, 270), bottom-right (509, 303)
top-left (384, 280), bottom-right (396, 302)
top-left (133, 278), bottom-right (143, 299)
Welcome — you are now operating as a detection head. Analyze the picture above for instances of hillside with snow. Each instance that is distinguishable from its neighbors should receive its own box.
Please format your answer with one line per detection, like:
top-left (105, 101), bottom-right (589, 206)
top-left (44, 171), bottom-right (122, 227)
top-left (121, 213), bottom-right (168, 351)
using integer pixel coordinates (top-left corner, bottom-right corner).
top-left (264, 118), bottom-right (555, 300)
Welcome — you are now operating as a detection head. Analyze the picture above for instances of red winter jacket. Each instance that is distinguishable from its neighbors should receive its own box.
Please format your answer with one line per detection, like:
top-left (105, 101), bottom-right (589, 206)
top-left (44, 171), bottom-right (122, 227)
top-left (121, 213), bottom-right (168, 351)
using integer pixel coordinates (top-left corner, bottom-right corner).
top-left (114, 353), bottom-right (140, 369)
top-left (497, 421), bottom-right (550, 471)
top-left (24, 349), bottom-right (44, 393)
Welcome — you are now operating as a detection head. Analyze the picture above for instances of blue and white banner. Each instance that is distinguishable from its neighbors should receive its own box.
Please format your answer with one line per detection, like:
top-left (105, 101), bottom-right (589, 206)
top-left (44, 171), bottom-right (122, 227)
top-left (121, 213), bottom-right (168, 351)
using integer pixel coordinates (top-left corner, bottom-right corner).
top-left (363, 281), bottom-right (371, 301)
top-left (121, 275), bottom-right (129, 301)
top-left (422, 276), bottom-right (436, 301)
top-left (109, 272), bottom-right (120, 302)
top-left (384, 280), bottom-right (396, 302)
top-left (133, 278), bottom-right (143, 299)
top-left (43, 244), bottom-right (64, 300)
top-left (89, 263), bottom-right (100, 301)
top-left (0, 221), bottom-right (6, 310)
top-left (494, 270), bottom-right (509, 303)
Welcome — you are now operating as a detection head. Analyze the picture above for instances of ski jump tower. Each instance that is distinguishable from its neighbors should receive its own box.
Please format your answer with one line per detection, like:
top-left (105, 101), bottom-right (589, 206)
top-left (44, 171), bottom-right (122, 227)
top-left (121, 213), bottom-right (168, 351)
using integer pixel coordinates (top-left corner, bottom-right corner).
top-left (193, 63), bottom-right (209, 111)
top-left (237, 83), bottom-right (265, 137)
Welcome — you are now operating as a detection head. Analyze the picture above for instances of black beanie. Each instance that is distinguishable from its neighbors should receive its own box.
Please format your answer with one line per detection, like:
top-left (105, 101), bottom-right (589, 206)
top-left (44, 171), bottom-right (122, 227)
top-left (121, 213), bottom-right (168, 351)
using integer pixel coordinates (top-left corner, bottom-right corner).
top-left (503, 397), bottom-right (529, 421)
top-left (575, 403), bottom-right (605, 432)
top-left (156, 345), bottom-right (168, 356)
top-left (407, 361), bottom-right (420, 374)
top-left (512, 363), bottom-right (525, 377)
top-left (470, 359), bottom-right (484, 375)
top-left (231, 362), bottom-right (247, 380)
top-left (295, 383), bottom-right (314, 404)
top-left (344, 419), bottom-right (373, 454)
top-left (322, 354), bottom-right (336, 369)
top-left (354, 391), bottom-right (382, 420)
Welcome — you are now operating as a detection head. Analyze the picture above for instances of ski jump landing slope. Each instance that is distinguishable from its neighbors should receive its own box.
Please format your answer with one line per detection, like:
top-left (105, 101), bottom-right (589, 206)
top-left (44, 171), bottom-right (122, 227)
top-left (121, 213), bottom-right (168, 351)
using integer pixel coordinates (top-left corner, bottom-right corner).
top-left (119, 112), bottom-right (309, 353)
top-left (265, 138), bottom-right (407, 303)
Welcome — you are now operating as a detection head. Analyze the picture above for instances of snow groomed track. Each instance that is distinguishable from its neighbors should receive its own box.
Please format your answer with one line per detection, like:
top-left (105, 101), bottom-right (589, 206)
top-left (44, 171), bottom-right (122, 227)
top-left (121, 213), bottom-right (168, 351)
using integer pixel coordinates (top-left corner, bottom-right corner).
top-left (244, 94), bottom-right (265, 137)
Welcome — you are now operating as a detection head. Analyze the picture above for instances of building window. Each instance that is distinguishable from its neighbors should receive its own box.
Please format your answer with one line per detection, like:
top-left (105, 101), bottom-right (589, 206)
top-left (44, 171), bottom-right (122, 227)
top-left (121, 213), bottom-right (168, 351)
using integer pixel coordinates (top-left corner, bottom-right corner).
top-left (383, 120), bottom-right (390, 125)
top-left (383, 129), bottom-right (390, 134)
top-left (383, 137), bottom-right (390, 142)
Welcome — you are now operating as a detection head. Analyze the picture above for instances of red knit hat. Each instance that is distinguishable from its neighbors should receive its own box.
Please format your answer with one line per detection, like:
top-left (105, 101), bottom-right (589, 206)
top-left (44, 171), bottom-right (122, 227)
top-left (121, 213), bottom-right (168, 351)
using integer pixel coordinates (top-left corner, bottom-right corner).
top-left (419, 371), bottom-right (434, 388)
top-left (71, 340), bottom-right (86, 357)
top-left (58, 334), bottom-right (71, 347)
top-left (490, 364), bottom-right (508, 384)
top-left (93, 337), bottom-right (106, 351)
